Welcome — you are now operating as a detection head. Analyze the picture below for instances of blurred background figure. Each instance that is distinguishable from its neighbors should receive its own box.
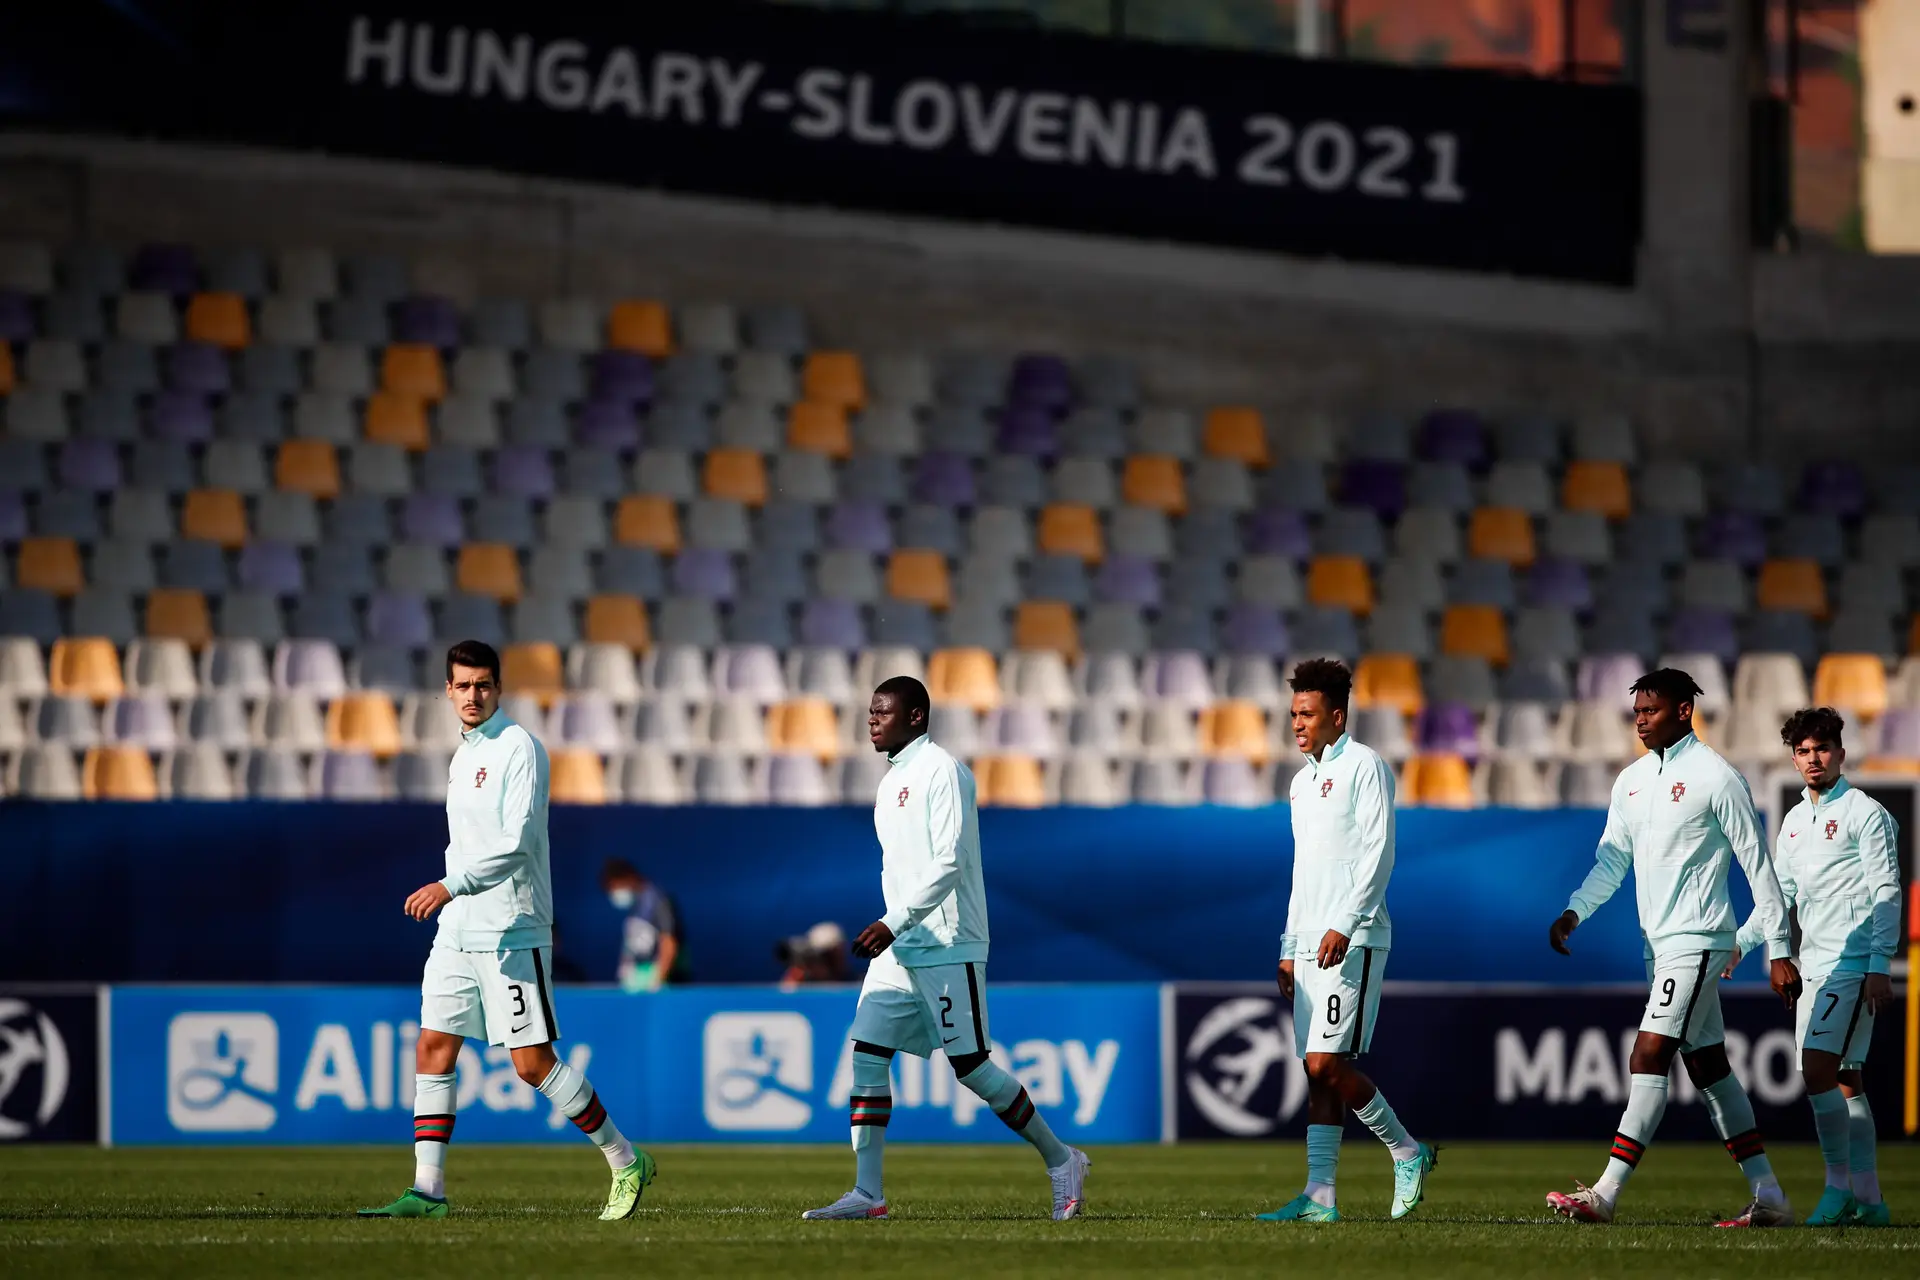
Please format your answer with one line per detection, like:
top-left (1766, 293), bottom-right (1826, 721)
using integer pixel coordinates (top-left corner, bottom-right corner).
top-left (601, 859), bottom-right (683, 992)
top-left (777, 922), bottom-right (850, 989)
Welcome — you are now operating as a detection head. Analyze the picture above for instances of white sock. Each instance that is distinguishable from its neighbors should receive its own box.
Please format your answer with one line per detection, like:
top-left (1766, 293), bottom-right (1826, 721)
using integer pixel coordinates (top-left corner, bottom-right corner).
top-left (849, 1050), bottom-right (891, 1199)
top-left (411, 1072), bottom-right (456, 1199)
top-left (536, 1060), bottom-right (636, 1171)
top-left (1305, 1124), bottom-right (1341, 1207)
top-left (1848, 1095), bottom-right (1881, 1204)
top-left (1808, 1087), bottom-right (1851, 1190)
top-left (957, 1060), bottom-right (1073, 1168)
top-left (1594, 1072), bottom-right (1667, 1204)
top-left (1353, 1090), bottom-right (1419, 1162)
top-left (1701, 1073), bottom-right (1780, 1198)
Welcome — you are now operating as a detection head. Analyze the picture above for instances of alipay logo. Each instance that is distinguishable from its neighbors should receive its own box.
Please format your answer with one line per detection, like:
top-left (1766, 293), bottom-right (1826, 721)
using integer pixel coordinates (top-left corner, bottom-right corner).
top-left (1183, 996), bottom-right (1308, 1136)
top-left (168, 1013), bottom-right (279, 1132)
top-left (0, 999), bottom-right (70, 1141)
top-left (702, 1012), bottom-right (813, 1131)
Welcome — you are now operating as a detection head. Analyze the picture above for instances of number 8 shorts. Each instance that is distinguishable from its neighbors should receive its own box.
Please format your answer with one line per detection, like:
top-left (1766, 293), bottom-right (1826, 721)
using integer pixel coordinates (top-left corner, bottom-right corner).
top-left (1638, 949), bottom-right (1732, 1052)
top-left (847, 947), bottom-right (990, 1060)
top-left (1292, 946), bottom-right (1386, 1059)
top-left (421, 944), bottom-right (561, 1049)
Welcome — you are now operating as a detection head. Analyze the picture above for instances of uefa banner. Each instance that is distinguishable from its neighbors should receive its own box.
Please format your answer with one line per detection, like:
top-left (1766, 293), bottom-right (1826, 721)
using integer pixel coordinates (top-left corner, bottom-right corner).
top-left (106, 983), bottom-right (1162, 1146)
top-left (0, 2), bottom-right (1640, 283)
top-left (1170, 982), bottom-right (1911, 1142)
top-left (0, 986), bottom-right (100, 1144)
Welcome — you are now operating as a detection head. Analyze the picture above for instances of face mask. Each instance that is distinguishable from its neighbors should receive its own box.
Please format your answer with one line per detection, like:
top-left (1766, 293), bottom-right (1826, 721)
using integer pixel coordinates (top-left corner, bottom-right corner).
top-left (608, 887), bottom-right (636, 911)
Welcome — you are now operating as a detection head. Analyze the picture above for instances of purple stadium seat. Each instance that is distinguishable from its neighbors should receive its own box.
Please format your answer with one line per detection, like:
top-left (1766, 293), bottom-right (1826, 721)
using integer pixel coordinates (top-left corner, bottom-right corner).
top-left (107, 694), bottom-right (177, 749)
top-left (399, 493), bottom-right (464, 547)
top-left (575, 398), bottom-right (643, 452)
top-left (393, 296), bottom-right (461, 348)
top-left (1244, 508), bottom-right (1312, 559)
top-left (274, 639), bottom-right (348, 694)
top-left (130, 243), bottom-right (199, 297)
top-left (1222, 603), bottom-right (1290, 656)
top-left (996, 403), bottom-right (1060, 458)
top-left (671, 547), bottom-right (736, 601)
top-left (366, 590), bottom-right (434, 648)
top-left (1142, 651), bottom-right (1213, 706)
top-left (1418, 702), bottom-right (1482, 760)
top-left (319, 750), bottom-right (385, 800)
top-left (825, 500), bottom-right (892, 553)
top-left (1007, 353), bottom-right (1074, 415)
top-left (911, 453), bottom-right (975, 506)
top-left (1203, 759), bottom-right (1264, 806)
top-left (166, 342), bottom-right (231, 395)
top-left (1575, 653), bottom-right (1643, 704)
top-left (1695, 512), bottom-right (1767, 568)
top-left (1877, 708), bottom-right (1920, 760)
top-left (0, 492), bottom-right (26, 541)
top-left (1799, 461), bottom-right (1867, 519)
top-left (1525, 557), bottom-right (1592, 610)
top-left (990, 703), bottom-right (1057, 755)
top-left (57, 437), bottom-right (122, 491)
top-left (236, 541), bottom-right (305, 594)
top-left (554, 694), bottom-right (623, 751)
top-left (1094, 555), bottom-right (1161, 607)
top-left (1339, 459), bottom-right (1407, 519)
top-left (589, 349), bottom-right (655, 407)
top-left (491, 445), bottom-right (556, 498)
top-left (798, 598), bottom-right (866, 649)
top-left (1665, 608), bottom-right (1739, 664)
top-left (148, 390), bottom-right (214, 443)
top-left (1416, 409), bottom-right (1489, 469)
top-left (0, 290), bottom-right (33, 343)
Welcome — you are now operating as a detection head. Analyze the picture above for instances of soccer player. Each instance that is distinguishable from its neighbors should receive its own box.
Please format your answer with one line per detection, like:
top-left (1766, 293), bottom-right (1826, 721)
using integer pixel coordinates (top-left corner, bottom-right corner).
top-left (359, 641), bottom-right (655, 1221)
top-left (802, 676), bottom-right (1091, 1222)
top-left (1545, 668), bottom-right (1799, 1227)
top-left (1726, 707), bottom-right (1900, 1226)
top-left (1258, 659), bottom-right (1437, 1224)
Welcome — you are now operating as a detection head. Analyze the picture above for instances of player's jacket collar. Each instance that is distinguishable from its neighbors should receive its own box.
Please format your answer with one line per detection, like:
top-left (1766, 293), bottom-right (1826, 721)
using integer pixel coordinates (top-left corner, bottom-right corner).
top-left (1650, 730), bottom-right (1699, 765)
top-left (888, 732), bottom-right (931, 767)
top-left (1804, 775), bottom-right (1851, 808)
top-left (460, 706), bottom-right (513, 745)
top-left (1304, 731), bottom-right (1351, 768)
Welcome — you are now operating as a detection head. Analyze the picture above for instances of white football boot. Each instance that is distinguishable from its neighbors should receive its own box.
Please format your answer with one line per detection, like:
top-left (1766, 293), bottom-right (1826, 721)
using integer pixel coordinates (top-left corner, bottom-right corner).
top-left (1049, 1148), bottom-right (1092, 1221)
top-left (801, 1188), bottom-right (888, 1220)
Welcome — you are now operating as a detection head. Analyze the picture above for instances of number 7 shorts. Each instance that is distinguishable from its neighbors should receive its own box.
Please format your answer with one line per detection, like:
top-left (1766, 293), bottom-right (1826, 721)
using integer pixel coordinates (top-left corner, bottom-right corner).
top-left (1796, 969), bottom-right (1875, 1069)
top-left (1638, 949), bottom-right (1733, 1052)
top-left (421, 943), bottom-right (561, 1049)
top-left (848, 947), bottom-right (989, 1060)
top-left (1292, 946), bottom-right (1386, 1059)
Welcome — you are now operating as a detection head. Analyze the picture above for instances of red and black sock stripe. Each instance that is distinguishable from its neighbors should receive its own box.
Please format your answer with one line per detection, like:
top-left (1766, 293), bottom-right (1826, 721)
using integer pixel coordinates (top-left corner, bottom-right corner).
top-left (413, 1113), bottom-right (455, 1144)
top-left (997, 1088), bottom-right (1036, 1133)
top-left (1724, 1128), bottom-right (1765, 1163)
top-left (850, 1094), bottom-right (892, 1128)
top-left (572, 1091), bottom-right (608, 1136)
top-left (1607, 1132), bottom-right (1646, 1168)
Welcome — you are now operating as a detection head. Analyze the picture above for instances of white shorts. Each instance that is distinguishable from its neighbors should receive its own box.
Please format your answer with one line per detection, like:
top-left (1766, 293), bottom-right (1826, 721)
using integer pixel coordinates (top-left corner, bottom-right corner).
top-left (847, 949), bottom-right (989, 1060)
top-left (1639, 949), bottom-right (1731, 1052)
top-left (1797, 969), bottom-right (1876, 1069)
top-left (421, 944), bottom-right (561, 1049)
top-left (1292, 946), bottom-right (1386, 1059)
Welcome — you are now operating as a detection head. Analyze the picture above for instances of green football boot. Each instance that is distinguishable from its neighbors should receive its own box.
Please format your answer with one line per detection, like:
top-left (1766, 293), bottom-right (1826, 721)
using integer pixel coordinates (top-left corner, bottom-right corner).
top-left (1805, 1185), bottom-right (1858, 1227)
top-left (600, 1150), bottom-right (658, 1221)
top-left (1392, 1142), bottom-right (1440, 1220)
top-left (1850, 1199), bottom-right (1892, 1227)
top-left (1256, 1194), bottom-right (1340, 1223)
top-left (357, 1188), bottom-right (448, 1218)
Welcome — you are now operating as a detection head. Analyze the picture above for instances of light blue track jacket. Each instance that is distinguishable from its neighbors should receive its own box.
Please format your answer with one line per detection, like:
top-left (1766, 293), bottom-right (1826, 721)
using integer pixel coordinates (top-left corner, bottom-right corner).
top-left (1736, 777), bottom-right (1902, 977)
top-left (874, 734), bottom-right (989, 967)
top-left (1565, 732), bottom-right (1791, 960)
top-left (435, 708), bottom-right (553, 953)
top-left (1282, 733), bottom-right (1395, 958)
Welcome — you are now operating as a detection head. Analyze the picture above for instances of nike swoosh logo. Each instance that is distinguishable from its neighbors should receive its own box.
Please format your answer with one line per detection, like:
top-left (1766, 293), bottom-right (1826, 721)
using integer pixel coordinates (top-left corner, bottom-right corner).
top-left (1787, 832), bottom-right (1798, 838)
top-left (510, 1022), bottom-right (532, 1035)
top-left (1808, 1029), bottom-right (1830, 1038)
top-left (1628, 790), bottom-right (1640, 796)
top-left (1320, 1031), bottom-right (1344, 1040)
top-left (941, 1036), bottom-right (959, 1046)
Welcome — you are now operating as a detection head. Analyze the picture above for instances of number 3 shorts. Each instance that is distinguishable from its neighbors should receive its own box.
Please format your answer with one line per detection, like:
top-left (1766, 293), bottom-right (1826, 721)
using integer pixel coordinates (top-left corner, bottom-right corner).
top-left (847, 947), bottom-right (990, 1060)
top-left (1292, 946), bottom-right (1386, 1059)
top-left (421, 944), bottom-right (560, 1049)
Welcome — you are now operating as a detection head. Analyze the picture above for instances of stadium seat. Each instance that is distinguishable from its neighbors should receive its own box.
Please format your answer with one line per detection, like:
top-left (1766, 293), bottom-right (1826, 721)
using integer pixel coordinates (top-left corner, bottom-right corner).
top-left (456, 543), bottom-right (524, 602)
top-left (1812, 654), bottom-right (1889, 721)
top-left (16, 537), bottom-right (84, 596)
top-left (704, 448), bottom-right (768, 505)
top-left (1307, 556), bottom-right (1375, 615)
top-left (275, 440), bottom-right (342, 498)
top-left (49, 637), bottom-right (126, 702)
top-left (1467, 508), bottom-right (1537, 565)
top-left (1037, 505), bottom-right (1103, 562)
top-left (325, 692), bottom-right (403, 757)
top-left (787, 400), bottom-right (853, 458)
top-left (607, 300), bottom-right (673, 357)
top-left (614, 496), bottom-right (682, 552)
top-left (498, 641), bottom-right (564, 707)
top-left (1354, 654), bottom-right (1424, 716)
top-left (1441, 605), bottom-right (1510, 666)
top-left (1011, 601), bottom-right (1078, 657)
top-left (886, 549), bottom-right (953, 611)
top-left (927, 648), bottom-right (1001, 711)
top-left (82, 745), bottom-right (159, 800)
top-left (145, 588), bottom-right (213, 647)
top-left (1560, 461), bottom-right (1631, 518)
top-left (583, 595), bottom-right (651, 651)
top-left (801, 351), bottom-right (865, 410)
top-left (768, 698), bottom-right (842, 760)
top-left (1403, 753), bottom-right (1475, 807)
top-left (363, 391), bottom-right (431, 451)
top-left (1755, 558), bottom-right (1828, 617)
top-left (1200, 701), bottom-right (1269, 762)
top-left (542, 749), bottom-right (608, 805)
top-left (976, 755), bottom-right (1046, 808)
top-left (1121, 456), bottom-right (1187, 513)
top-left (185, 292), bottom-right (250, 349)
top-left (1202, 407), bottom-right (1269, 468)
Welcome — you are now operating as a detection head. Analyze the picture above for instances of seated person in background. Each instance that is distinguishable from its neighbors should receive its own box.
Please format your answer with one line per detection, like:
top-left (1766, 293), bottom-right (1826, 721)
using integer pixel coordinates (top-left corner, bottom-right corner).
top-left (779, 922), bottom-right (851, 989)
top-left (601, 859), bottom-right (681, 992)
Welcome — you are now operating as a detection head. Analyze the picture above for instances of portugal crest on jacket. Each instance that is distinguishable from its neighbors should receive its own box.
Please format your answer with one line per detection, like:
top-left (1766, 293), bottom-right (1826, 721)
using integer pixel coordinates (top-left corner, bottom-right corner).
top-left (1670, 782), bottom-right (1686, 802)
top-left (1824, 819), bottom-right (1839, 840)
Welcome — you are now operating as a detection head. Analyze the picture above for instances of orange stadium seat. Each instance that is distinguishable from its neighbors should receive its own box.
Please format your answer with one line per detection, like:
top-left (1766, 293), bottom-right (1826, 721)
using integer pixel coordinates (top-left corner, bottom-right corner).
top-left (1403, 754), bottom-right (1475, 808)
top-left (787, 400), bottom-right (853, 458)
top-left (326, 692), bottom-right (403, 757)
top-left (1756, 558), bottom-right (1828, 617)
top-left (1201, 701), bottom-right (1270, 762)
top-left (1307, 555), bottom-right (1375, 615)
top-left (614, 496), bottom-right (681, 552)
top-left (49, 637), bottom-right (126, 702)
top-left (1037, 504), bottom-right (1104, 562)
top-left (1203, 407), bottom-right (1270, 468)
top-left (1441, 605), bottom-right (1510, 666)
top-left (801, 351), bottom-right (866, 410)
top-left (184, 291), bottom-right (251, 349)
top-left (275, 440), bottom-right (342, 499)
top-left (977, 755), bottom-right (1046, 808)
top-left (1812, 654), bottom-right (1888, 721)
top-left (1121, 456), bottom-right (1187, 513)
top-left (180, 489), bottom-right (248, 548)
top-left (503, 642), bottom-right (565, 706)
top-left (1467, 508), bottom-right (1536, 565)
top-left (927, 648), bottom-right (1001, 711)
top-left (549, 750), bottom-right (611, 804)
top-left (583, 595), bottom-right (652, 651)
top-left (704, 448), bottom-right (768, 505)
top-left (1561, 460), bottom-right (1631, 519)
top-left (456, 543), bottom-right (523, 602)
top-left (768, 698), bottom-right (842, 760)
top-left (16, 536), bottom-right (84, 596)
top-left (607, 300), bottom-right (673, 358)
top-left (381, 344), bottom-right (447, 401)
top-left (83, 746), bottom-right (159, 801)
top-left (886, 549), bottom-right (952, 610)
top-left (1014, 601), bottom-right (1080, 657)
top-left (0, 343), bottom-right (15, 394)
top-left (363, 391), bottom-right (431, 451)
top-left (1354, 654), bottom-right (1425, 717)
top-left (145, 589), bottom-right (212, 648)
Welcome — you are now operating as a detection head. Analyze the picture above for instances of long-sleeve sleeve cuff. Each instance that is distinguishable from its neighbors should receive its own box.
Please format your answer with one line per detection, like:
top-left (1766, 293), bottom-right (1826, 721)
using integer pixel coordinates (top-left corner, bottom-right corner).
top-left (1279, 934), bottom-right (1295, 957)
top-left (1764, 936), bottom-right (1792, 961)
top-left (880, 907), bottom-right (911, 936)
top-left (1869, 953), bottom-right (1893, 975)
top-left (1327, 913), bottom-right (1361, 940)
top-left (440, 874), bottom-right (470, 897)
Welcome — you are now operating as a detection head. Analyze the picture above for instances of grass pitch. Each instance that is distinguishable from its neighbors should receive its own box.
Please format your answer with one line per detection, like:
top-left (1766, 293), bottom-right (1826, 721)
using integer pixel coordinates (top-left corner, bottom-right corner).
top-left (1, 1142), bottom-right (1914, 1278)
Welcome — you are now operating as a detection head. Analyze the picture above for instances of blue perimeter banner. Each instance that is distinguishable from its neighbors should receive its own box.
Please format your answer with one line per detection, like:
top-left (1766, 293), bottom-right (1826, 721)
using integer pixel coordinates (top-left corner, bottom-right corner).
top-left (106, 983), bottom-right (1162, 1147)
